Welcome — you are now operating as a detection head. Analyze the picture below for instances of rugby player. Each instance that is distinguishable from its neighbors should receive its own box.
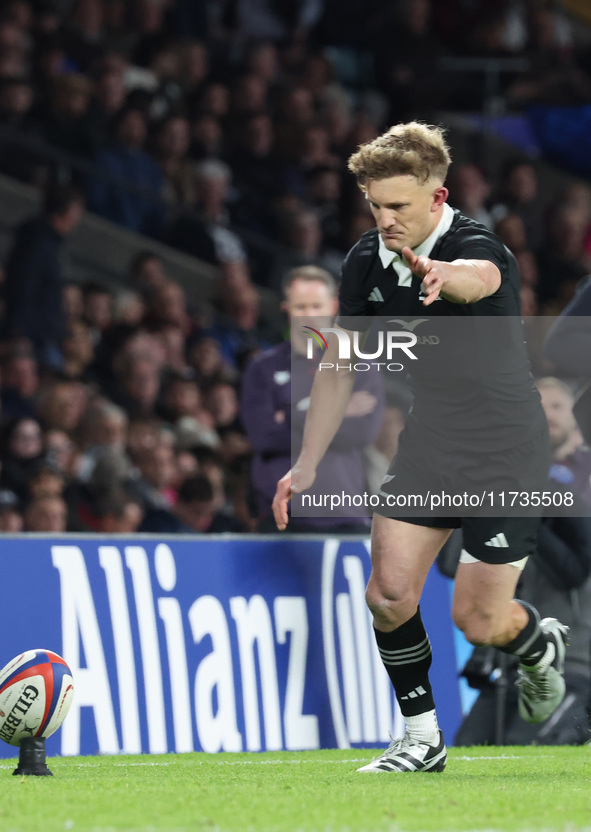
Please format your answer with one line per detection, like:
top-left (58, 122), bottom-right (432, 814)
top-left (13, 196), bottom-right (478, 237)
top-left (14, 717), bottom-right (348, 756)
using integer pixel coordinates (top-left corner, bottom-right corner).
top-left (272, 122), bottom-right (568, 773)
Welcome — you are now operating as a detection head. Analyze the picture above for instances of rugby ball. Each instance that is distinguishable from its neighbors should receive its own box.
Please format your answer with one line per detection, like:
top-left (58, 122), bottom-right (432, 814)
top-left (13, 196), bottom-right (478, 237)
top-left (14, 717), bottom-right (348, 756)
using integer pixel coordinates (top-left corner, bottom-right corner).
top-left (0, 650), bottom-right (74, 746)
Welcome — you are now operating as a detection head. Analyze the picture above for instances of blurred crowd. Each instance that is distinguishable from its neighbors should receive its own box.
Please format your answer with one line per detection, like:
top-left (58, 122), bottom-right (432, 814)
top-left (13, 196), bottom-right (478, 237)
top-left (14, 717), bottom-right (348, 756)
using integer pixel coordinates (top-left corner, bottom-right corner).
top-left (0, 0), bottom-right (589, 532)
top-left (0, 0), bottom-right (590, 291)
top-left (448, 159), bottom-right (591, 316)
top-left (0, 243), bottom-right (261, 534)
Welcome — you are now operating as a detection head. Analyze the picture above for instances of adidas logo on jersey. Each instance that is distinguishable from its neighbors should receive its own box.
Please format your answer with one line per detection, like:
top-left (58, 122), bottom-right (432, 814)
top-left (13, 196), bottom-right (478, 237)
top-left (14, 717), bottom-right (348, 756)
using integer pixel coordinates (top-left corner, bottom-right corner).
top-left (368, 287), bottom-right (384, 302)
top-left (484, 533), bottom-right (509, 548)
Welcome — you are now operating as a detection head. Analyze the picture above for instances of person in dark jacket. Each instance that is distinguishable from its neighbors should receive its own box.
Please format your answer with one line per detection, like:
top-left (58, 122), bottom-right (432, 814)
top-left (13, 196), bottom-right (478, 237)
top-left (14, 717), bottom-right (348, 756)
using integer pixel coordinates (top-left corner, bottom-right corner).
top-left (140, 474), bottom-right (245, 534)
top-left (86, 107), bottom-right (165, 237)
top-left (2, 182), bottom-right (84, 369)
top-left (544, 276), bottom-right (591, 445)
top-left (454, 498), bottom-right (591, 746)
top-left (455, 376), bottom-right (591, 746)
top-left (0, 417), bottom-right (44, 501)
top-left (536, 377), bottom-right (591, 508)
top-left (241, 264), bottom-right (385, 533)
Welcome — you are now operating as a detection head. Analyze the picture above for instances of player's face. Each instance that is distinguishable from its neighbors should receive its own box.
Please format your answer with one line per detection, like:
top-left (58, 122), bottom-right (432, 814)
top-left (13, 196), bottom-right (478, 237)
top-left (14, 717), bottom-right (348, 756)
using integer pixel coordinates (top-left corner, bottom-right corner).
top-left (365, 176), bottom-right (448, 252)
top-left (539, 385), bottom-right (578, 449)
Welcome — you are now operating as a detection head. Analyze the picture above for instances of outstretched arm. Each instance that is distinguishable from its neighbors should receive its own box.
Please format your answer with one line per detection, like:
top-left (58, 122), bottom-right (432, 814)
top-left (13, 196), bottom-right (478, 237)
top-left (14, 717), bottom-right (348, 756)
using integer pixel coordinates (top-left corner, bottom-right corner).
top-left (401, 247), bottom-right (501, 306)
top-left (272, 325), bottom-right (359, 529)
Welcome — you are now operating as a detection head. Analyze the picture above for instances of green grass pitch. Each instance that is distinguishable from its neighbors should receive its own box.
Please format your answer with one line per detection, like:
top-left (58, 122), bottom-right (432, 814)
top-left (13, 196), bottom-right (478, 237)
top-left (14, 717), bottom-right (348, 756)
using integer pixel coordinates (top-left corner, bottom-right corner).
top-left (1, 746), bottom-right (590, 832)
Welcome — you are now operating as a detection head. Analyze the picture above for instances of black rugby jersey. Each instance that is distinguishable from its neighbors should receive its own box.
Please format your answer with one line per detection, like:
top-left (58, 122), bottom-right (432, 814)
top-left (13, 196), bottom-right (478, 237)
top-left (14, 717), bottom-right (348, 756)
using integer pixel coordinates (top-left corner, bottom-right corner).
top-left (336, 210), bottom-right (544, 450)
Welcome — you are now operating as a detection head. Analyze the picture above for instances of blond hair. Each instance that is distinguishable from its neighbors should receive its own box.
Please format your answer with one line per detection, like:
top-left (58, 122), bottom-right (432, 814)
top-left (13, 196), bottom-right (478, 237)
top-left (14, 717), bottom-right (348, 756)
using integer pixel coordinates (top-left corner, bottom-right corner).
top-left (347, 121), bottom-right (452, 185)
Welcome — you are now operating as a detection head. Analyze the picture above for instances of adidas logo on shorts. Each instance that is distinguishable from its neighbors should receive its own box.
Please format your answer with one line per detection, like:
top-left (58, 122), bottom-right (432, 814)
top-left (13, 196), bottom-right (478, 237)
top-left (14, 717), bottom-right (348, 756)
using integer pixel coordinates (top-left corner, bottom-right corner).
top-left (484, 533), bottom-right (509, 548)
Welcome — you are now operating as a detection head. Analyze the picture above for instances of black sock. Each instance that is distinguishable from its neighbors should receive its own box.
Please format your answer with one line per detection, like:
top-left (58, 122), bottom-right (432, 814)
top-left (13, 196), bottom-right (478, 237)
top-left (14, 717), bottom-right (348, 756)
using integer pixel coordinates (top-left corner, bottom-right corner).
top-left (497, 601), bottom-right (547, 666)
top-left (374, 607), bottom-right (435, 717)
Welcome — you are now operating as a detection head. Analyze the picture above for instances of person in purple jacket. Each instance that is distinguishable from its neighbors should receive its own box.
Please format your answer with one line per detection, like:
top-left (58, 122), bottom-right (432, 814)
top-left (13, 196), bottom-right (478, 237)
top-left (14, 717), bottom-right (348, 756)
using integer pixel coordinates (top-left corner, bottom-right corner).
top-left (241, 265), bottom-right (385, 533)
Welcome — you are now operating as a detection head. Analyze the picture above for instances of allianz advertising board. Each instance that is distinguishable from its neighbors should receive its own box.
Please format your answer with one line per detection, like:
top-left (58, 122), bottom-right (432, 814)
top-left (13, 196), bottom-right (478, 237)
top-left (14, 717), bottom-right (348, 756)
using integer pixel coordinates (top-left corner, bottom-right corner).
top-left (0, 536), bottom-right (463, 758)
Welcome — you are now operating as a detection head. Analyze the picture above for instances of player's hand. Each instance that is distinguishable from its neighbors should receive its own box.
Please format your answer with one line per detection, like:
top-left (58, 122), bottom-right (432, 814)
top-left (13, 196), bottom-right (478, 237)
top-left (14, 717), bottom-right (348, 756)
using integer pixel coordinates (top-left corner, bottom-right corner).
top-left (272, 464), bottom-right (316, 530)
top-left (401, 246), bottom-right (445, 306)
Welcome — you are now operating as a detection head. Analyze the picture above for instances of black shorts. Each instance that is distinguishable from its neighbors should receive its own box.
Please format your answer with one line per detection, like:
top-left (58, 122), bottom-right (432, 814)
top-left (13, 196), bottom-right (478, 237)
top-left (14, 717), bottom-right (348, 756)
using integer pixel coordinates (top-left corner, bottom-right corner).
top-left (374, 419), bottom-right (550, 564)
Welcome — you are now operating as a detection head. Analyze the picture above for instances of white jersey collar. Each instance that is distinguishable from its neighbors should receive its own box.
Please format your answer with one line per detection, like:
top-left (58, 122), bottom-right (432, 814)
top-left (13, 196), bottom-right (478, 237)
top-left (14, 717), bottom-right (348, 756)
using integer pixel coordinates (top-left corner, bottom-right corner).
top-left (378, 202), bottom-right (455, 270)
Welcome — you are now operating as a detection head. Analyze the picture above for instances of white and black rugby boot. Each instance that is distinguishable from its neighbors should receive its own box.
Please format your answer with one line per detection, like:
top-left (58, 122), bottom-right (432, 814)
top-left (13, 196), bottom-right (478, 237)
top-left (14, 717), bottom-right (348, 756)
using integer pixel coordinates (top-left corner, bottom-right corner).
top-left (517, 617), bottom-right (569, 724)
top-left (357, 730), bottom-right (447, 773)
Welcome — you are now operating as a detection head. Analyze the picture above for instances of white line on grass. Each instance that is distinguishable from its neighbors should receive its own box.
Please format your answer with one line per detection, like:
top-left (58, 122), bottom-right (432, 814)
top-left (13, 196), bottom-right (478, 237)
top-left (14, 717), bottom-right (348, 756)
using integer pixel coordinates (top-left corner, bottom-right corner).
top-left (26, 754), bottom-right (534, 770)
top-left (60, 758), bottom-right (372, 768)
top-left (206, 758), bottom-right (377, 766)
top-left (201, 755), bottom-right (529, 766)
top-left (0, 752), bottom-right (543, 771)
top-left (71, 761), bottom-right (176, 768)
top-left (0, 761), bottom-right (178, 769)
top-left (114, 762), bottom-right (175, 767)
top-left (455, 755), bottom-right (523, 761)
